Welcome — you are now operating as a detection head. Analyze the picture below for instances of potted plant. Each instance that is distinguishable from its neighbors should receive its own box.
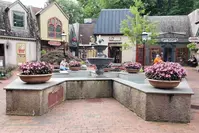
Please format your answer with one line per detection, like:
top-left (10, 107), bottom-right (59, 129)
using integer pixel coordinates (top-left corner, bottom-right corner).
top-left (19, 62), bottom-right (53, 84)
top-left (145, 62), bottom-right (187, 89)
top-left (69, 60), bottom-right (81, 71)
top-left (124, 62), bottom-right (142, 73)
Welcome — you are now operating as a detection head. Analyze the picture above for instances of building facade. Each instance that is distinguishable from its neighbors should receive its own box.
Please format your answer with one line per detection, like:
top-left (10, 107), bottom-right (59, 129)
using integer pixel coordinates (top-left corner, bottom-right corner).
top-left (0, 0), bottom-right (37, 67)
top-left (94, 9), bottom-right (195, 65)
top-left (94, 9), bottom-right (136, 63)
top-left (32, 2), bottom-right (69, 52)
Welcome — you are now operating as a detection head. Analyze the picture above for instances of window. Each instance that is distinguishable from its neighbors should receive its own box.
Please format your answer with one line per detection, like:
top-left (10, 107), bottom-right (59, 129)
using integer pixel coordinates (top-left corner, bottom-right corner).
top-left (13, 12), bottom-right (25, 28)
top-left (48, 18), bottom-right (62, 38)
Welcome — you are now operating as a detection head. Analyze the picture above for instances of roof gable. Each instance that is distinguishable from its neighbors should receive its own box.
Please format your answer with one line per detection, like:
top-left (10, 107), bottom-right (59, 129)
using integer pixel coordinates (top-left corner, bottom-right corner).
top-left (6, 0), bottom-right (28, 13)
top-left (35, 2), bottom-right (69, 20)
top-left (94, 9), bottom-right (133, 35)
top-left (147, 16), bottom-right (191, 37)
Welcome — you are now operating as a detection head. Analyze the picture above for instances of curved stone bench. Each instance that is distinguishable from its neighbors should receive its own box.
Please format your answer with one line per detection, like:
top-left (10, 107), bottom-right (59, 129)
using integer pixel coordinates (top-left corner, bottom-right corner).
top-left (4, 72), bottom-right (194, 123)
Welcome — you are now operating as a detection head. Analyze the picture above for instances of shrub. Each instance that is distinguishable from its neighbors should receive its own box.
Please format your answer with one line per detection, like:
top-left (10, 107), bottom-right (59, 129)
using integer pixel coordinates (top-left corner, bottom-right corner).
top-left (41, 49), bottom-right (47, 55)
top-left (41, 50), bottom-right (81, 65)
top-left (124, 62), bottom-right (142, 69)
top-left (19, 62), bottom-right (53, 75)
top-left (145, 62), bottom-right (187, 81)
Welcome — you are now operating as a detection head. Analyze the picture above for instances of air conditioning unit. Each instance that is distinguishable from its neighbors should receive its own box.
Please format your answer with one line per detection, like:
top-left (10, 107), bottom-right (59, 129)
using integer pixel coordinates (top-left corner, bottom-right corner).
top-left (84, 18), bottom-right (92, 24)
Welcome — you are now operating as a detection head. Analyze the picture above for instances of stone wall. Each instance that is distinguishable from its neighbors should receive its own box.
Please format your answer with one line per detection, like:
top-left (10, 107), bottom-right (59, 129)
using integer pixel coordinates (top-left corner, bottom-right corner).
top-left (145, 94), bottom-right (191, 123)
top-left (65, 80), bottom-right (112, 100)
top-left (113, 81), bottom-right (147, 119)
top-left (113, 81), bottom-right (192, 123)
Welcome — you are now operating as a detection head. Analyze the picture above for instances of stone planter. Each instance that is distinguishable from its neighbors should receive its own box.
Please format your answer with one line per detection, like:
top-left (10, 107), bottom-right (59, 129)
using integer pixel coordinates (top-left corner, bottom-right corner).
top-left (70, 66), bottom-right (81, 71)
top-left (126, 68), bottom-right (140, 73)
top-left (148, 79), bottom-right (181, 89)
top-left (19, 74), bottom-right (52, 84)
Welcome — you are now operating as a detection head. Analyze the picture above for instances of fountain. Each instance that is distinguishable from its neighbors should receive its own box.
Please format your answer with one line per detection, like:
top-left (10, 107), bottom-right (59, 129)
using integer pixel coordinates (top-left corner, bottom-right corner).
top-left (87, 36), bottom-right (113, 77)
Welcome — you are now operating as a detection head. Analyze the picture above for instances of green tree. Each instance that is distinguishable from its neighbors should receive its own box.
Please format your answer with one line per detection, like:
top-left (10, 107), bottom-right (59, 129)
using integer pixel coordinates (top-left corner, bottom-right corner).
top-left (46, 0), bottom-right (83, 23)
top-left (120, 0), bottom-right (158, 49)
top-left (57, 0), bottom-right (83, 23)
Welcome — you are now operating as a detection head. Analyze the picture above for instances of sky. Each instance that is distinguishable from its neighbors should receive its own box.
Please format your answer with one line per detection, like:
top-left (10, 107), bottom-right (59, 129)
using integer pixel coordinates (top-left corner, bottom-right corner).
top-left (5, 0), bottom-right (47, 8)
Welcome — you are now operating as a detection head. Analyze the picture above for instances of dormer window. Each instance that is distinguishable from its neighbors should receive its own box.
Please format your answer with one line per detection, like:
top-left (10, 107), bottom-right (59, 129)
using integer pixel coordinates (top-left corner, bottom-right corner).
top-left (13, 11), bottom-right (25, 28)
top-left (48, 17), bottom-right (62, 38)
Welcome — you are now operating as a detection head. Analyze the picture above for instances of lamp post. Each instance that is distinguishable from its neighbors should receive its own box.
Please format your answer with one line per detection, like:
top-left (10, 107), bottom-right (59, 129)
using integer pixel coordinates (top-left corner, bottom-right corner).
top-left (141, 31), bottom-right (149, 71)
top-left (61, 32), bottom-right (67, 56)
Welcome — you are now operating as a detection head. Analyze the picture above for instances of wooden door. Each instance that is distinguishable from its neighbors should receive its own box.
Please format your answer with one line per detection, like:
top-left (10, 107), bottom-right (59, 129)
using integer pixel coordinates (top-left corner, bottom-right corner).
top-left (176, 48), bottom-right (188, 65)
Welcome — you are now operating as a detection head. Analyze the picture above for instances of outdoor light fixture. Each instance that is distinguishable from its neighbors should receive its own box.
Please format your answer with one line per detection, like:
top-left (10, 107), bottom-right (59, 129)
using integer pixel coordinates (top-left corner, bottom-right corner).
top-left (61, 32), bottom-right (67, 55)
top-left (6, 41), bottom-right (10, 49)
top-left (61, 32), bottom-right (67, 42)
top-left (142, 31), bottom-right (148, 41)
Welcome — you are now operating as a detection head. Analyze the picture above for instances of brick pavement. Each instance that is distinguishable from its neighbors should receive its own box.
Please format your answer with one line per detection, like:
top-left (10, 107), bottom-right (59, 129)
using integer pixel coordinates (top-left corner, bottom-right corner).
top-left (0, 69), bottom-right (198, 133)
top-left (185, 67), bottom-right (199, 108)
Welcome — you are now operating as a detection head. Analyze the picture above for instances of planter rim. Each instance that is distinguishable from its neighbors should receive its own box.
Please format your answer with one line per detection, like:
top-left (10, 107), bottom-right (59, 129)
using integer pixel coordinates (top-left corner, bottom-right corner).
top-left (147, 78), bottom-right (181, 83)
top-left (18, 74), bottom-right (52, 77)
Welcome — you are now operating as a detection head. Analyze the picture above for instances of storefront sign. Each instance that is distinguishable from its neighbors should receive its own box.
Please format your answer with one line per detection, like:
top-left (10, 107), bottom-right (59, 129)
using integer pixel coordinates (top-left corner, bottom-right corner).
top-left (109, 37), bottom-right (121, 41)
top-left (48, 41), bottom-right (61, 46)
top-left (188, 37), bottom-right (199, 42)
top-left (161, 38), bottom-right (178, 42)
top-left (16, 43), bottom-right (26, 64)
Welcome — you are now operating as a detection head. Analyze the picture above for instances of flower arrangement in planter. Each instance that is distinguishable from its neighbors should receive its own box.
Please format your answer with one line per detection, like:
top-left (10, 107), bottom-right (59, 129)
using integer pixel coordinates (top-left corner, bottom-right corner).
top-left (124, 62), bottom-right (142, 73)
top-left (19, 62), bottom-right (53, 84)
top-left (69, 60), bottom-right (81, 71)
top-left (145, 62), bottom-right (187, 89)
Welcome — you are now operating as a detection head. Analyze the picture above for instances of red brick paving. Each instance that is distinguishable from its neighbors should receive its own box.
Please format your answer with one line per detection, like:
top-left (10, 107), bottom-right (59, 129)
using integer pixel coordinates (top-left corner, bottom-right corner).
top-left (0, 69), bottom-right (198, 133)
top-left (185, 67), bottom-right (199, 107)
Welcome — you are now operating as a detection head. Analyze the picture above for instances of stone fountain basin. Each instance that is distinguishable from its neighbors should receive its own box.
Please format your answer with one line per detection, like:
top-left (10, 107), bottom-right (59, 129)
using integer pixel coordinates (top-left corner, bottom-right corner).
top-left (4, 71), bottom-right (194, 123)
top-left (87, 57), bottom-right (113, 65)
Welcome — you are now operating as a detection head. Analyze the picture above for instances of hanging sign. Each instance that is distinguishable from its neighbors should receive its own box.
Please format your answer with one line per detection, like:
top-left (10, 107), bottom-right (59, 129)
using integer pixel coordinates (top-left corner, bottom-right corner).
top-left (48, 41), bottom-right (61, 46)
top-left (188, 37), bottom-right (199, 42)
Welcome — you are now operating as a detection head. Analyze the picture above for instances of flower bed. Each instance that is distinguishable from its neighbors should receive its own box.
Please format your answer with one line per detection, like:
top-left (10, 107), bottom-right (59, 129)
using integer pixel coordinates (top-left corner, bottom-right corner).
top-left (20, 62), bottom-right (53, 75)
top-left (0, 65), bottom-right (17, 80)
top-left (124, 62), bottom-right (142, 69)
top-left (69, 61), bottom-right (81, 67)
top-left (19, 62), bottom-right (53, 83)
top-left (145, 62), bottom-right (187, 89)
top-left (145, 62), bottom-right (187, 81)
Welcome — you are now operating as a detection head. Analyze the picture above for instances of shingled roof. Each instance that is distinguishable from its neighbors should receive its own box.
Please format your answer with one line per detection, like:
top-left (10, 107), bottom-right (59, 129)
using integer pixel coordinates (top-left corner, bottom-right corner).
top-left (147, 16), bottom-right (191, 38)
top-left (94, 9), bottom-right (133, 35)
top-left (0, 0), bottom-right (35, 39)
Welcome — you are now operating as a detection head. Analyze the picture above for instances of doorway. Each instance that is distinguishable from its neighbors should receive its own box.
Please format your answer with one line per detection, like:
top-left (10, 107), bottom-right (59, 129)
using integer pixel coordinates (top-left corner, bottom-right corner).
top-left (109, 46), bottom-right (122, 63)
top-left (0, 44), bottom-right (5, 67)
top-left (164, 48), bottom-right (172, 62)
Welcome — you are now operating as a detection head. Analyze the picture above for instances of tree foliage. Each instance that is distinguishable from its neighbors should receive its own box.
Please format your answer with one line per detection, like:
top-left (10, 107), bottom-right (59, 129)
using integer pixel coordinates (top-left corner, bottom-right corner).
top-left (77, 0), bottom-right (198, 20)
top-left (120, 0), bottom-right (158, 49)
top-left (47, 0), bottom-right (83, 24)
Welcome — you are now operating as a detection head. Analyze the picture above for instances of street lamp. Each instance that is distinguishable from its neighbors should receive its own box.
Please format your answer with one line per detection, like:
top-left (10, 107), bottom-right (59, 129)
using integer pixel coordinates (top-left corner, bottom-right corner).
top-left (141, 31), bottom-right (149, 71)
top-left (61, 32), bottom-right (67, 56)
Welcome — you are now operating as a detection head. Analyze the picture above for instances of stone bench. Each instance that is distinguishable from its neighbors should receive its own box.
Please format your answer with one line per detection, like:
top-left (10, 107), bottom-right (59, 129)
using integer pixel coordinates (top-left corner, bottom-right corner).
top-left (4, 73), bottom-right (194, 123)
